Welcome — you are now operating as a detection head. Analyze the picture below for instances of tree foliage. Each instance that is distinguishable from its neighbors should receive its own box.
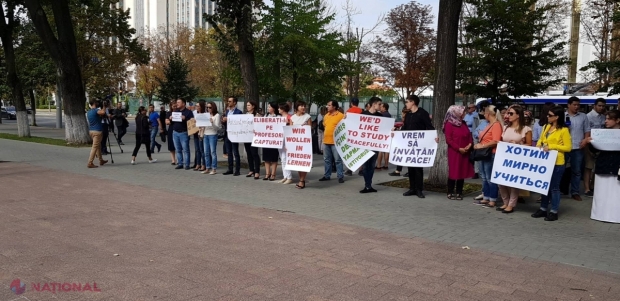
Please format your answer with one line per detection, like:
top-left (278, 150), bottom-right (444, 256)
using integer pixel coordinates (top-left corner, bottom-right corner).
top-left (157, 51), bottom-right (199, 104)
top-left (458, 0), bottom-right (568, 102)
top-left (370, 1), bottom-right (436, 98)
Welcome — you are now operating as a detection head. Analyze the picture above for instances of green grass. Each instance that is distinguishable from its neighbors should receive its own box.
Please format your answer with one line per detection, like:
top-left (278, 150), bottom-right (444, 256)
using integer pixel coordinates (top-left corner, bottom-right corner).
top-left (0, 133), bottom-right (89, 147)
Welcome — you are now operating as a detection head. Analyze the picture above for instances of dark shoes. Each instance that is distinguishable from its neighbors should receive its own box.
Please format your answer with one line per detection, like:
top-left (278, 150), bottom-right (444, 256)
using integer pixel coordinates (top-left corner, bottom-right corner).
top-left (157, 144), bottom-right (161, 153)
top-left (572, 194), bottom-right (583, 201)
top-left (175, 165), bottom-right (184, 170)
top-left (223, 170), bottom-right (233, 175)
top-left (403, 190), bottom-right (425, 198)
top-left (338, 178), bottom-right (345, 183)
top-left (531, 209), bottom-right (547, 218)
top-left (318, 177), bottom-right (330, 181)
top-left (585, 191), bottom-right (593, 197)
top-left (544, 212), bottom-right (559, 221)
top-left (345, 170), bottom-right (353, 176)
top-left (388, 171), bottom-right (401, 176)
top-left (99, 160), bottom-right (108, 166)
top-left (360, 187), bottom-right (377, 193)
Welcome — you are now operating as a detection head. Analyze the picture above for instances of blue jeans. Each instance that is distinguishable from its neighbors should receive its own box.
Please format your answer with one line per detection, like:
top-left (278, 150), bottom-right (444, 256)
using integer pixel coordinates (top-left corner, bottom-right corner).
top-left (194, 135), bottom-right (204, 167)
top-left (150, 127), bottom-right (161, 153)
top-left (203, 134), bottom-right (218, 169)
top-left (323, 144), bottom-right (343, 179)
top-left (363, 153), bottom-right (378, 188)
top-left (224, 137), bottom-right (240, 173)
top-left (541, 164), bottom-right (565, 213)
top-left (476, 161), bottom-right (486, 182)
top-left (567, 149), bottom-right (583, 196)
top-left (173, 131), bottom-right (191, 167)
top-left (480, 155), bottom-right (498, 201)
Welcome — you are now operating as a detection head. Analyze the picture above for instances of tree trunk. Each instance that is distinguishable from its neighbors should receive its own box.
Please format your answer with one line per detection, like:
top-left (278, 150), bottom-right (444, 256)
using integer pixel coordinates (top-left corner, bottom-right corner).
top-left (0, 3), bottom-right (30, 137)
top-left (237, 0), bottom-right (259, 103)
top-left (29, 88), bottom-right (37, 126)
top-left (428, 0), bottom-right (463, 186)
top-left (24, 0), bottom-right (90, 144)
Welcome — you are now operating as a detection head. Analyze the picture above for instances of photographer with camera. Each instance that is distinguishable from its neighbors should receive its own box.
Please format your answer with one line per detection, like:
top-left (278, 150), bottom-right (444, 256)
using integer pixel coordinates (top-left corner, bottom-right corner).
top-left (86, 99), bottom-right (108, 168)
top-left (101, 99), bottom-right (114, 155)
top-left (113, 102), bottom-right (128, 145)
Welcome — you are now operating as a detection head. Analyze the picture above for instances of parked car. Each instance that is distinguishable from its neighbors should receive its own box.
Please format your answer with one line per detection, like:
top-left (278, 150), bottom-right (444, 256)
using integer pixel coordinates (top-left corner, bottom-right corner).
top-left (1, 107), bottom-right (16, 120)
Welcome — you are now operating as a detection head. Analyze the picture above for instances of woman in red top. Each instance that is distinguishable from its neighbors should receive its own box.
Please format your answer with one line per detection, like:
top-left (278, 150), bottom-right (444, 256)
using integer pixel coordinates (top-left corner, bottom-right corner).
top-left (443, 105), bottom-right (475, 200)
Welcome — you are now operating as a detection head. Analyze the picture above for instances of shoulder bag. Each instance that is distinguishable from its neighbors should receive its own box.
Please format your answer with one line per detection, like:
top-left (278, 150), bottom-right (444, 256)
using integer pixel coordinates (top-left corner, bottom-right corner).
top-left (471, 122), bottom-right (498, 161)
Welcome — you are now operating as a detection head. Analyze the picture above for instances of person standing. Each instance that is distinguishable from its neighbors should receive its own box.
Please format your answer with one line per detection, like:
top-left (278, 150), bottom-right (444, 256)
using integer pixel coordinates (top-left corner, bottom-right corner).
top-left (86, 99), bottom-right (108, 168)
top-left (376, 102), bottom-right (392, 170)
top-left (583, 98), bottom-right (606, 197)
top-left (159, 106), bottom-right (167, 144)
top-left (443, 105), bottom-right (474, 200)
top-left (532, 106), bottom-right (572, 221)
top-left (496, 105), bottom-right (532, 213)
top-left (222, 97), bottom-right (243, 176)
top-left (291, 101), bottom-right (313, 189)
top-left (473, 105), bottom-right (503, 207)
top-left (472, 101), bottom-right (490, 201)
top-left (201, 101), bottom-right (221, 174)
top-left (402, 95), bottom-right (436, 198)
top-left (113, 102), bottom-right (128, 145)
top-left (262, 102), bottom-right (280, 181)
top-left (148, 104), bottom-right (162, 154)
top-left (101, 100), bottom-right (113, 155)
top-left (318, 100), bottom-right (345, 183)
top-left (131, 106), bottom-right (157, 164)
top-left (243, 100), bottom-right (262, 179)
top-left (388, 108), bottom-right (410, 177)
top-left (587, 109), bottom-right (620, 223)
top-left (565, 97), bottom-right (591, 201)
top-left (463, 103), bottom-right (480, 178)
top-left (360, 97), bottom-right (384, 193)
top-left (278, 103), bottom-right (294, 184)
top-left (192, 101), bottom-right (206, 171)
top-left (165, 102), bottom-right (177, 165)
top-left (316, 106), bottom-right (327, 156)
top-left (169, 98), bottom-right (194, 170)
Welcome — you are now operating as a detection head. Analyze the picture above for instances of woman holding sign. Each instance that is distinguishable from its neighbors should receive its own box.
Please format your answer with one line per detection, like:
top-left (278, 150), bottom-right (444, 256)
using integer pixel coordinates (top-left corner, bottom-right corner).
top-left (531, 106), bottom-right (572, 221)
top-left (201, 101), bottom-right (221, 174)
top-left (586, 109), bottom-right (620, 223)
top-left (473, 105), bottom-right (503, 207)
top-left (278, 103), bottom-right (294, 184)
top-left (443, 105), bottom-right (474, 200)
top-left (244, 100), bottom-right (262, 179)
top-left (262, 102), bottom-right (280, 181)
top-left (291, 101), bottom-right (313, 189)
top-left (496, 105), bottom-right (532, 213)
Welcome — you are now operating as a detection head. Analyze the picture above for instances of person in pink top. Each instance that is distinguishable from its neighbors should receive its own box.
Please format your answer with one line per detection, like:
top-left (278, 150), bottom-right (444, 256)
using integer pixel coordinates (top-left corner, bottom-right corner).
top-left (443, 105), bottom-right (475, 200)
top-left (497, 105), bottom-right (532, 213)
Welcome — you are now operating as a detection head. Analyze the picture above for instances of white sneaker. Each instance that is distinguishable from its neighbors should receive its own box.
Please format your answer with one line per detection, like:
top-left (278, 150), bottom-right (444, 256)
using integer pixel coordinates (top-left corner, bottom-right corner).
top-left (209, 170), bottom-right (216, 175)
top-left (131, 160), bottom-right (136, 165)
top-left (149, 159), bottom-right (157, 163)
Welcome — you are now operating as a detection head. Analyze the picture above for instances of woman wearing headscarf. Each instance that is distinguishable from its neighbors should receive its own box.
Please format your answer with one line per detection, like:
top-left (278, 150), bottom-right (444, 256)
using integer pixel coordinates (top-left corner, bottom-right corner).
top-left (443, 105), bottom-right (474, 200)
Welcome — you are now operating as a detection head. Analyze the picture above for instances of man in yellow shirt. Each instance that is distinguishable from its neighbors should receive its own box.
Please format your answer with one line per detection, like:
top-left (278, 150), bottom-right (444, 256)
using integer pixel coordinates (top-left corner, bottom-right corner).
top-left (319, 100), bottom-right (345, 183)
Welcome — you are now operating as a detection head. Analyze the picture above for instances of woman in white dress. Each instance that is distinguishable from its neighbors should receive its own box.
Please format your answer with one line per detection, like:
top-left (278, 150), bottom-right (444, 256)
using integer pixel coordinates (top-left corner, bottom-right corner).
top-left (278, 103), bottom-right (294, 184)
top-left (587, 109), bottom-right (620, 223)
top-left (290, 101), bottom-right (313, 189)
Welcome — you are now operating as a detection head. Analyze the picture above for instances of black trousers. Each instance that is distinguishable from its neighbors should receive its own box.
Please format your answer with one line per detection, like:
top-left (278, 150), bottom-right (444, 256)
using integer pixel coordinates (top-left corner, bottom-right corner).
top-left (101, 124), bottom-right (109, 153)
top-left (408, 167), bottom-right (424, 191)
top-left (117, 125), bottom-right (127, 142)
top-left (131, 134), bottom-right (152, 158)
top-left (396, 165), bottom-right (403, 172)
top-left (244, 143), bottom-right (261, 174)
top-left (448, 179), bottom-right (464, 194)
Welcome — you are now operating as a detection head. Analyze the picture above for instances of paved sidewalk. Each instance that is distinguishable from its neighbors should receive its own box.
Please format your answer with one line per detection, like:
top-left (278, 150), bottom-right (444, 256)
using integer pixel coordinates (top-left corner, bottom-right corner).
top-left (1, 162), bottom-right (619, 301)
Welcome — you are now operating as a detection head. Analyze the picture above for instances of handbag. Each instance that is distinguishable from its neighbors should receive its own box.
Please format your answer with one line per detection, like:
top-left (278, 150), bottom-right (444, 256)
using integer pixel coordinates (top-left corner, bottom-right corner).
top-left (471, 122), bottom-right (498, 161)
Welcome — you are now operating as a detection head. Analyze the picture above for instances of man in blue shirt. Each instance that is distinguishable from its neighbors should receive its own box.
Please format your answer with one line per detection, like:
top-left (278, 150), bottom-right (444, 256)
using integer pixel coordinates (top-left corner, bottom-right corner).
top-left (86, 99), bottom-right (108, 168)
top-left (148, 104), bottom-right (162, 154)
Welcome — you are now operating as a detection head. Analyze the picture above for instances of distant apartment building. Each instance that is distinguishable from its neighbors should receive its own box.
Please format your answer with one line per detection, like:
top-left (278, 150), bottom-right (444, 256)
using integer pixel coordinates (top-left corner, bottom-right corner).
top-left (118, 0), bottom-right (216, 36)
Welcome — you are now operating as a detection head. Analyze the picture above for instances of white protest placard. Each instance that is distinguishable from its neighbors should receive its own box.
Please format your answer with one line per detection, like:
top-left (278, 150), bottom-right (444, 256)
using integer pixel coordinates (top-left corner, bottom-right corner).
top-left (171, 112), bottom-right (182, 122)
top-left (252, 117), bottom-right (287, 149)
top-left (194, 113), bottom-right (212, 127)
top-left (491, 142), bottom-right (558, 194)
top-left (389, 131), bottom-right (438, 167)
top-left (343, 114), bottom-right (394, 152)
top-left (227, 114), bottom-right (254, 143)
top-left (334, 120), bottom-right (375, 171)
top-left (283, 125), bottom-right (313, 172)
top-left (590, 129), bottom-right (620, 151)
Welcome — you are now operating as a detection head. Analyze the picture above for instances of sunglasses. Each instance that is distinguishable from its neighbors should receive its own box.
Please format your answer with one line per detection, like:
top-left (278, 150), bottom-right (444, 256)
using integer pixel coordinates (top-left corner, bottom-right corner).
top-left (207, 106), bottom-right (212, 109)
top-left (507, 112), bottom-right (515, 116)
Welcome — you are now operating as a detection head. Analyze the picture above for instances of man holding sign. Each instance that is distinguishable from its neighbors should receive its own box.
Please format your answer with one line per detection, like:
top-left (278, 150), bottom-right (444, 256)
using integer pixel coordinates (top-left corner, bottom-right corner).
top-left (359, 97), bottom-right (386, 193)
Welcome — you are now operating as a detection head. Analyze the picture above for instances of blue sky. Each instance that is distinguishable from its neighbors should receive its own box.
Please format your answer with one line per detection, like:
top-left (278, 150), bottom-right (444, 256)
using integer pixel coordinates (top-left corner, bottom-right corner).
top-left (329, 0), bottom-right (439, 37)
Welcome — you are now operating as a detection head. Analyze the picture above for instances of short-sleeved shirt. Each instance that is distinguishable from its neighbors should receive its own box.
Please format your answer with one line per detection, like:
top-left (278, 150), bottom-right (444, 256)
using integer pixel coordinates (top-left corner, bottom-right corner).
top-left (566, 111), bottom-right (591, 149)
top-left (479, 122), bottom-right (503, 153)
top-left (291, 113), bottom-right (311, 126)
top-left (502, 126), bottom-right (532, 144)
top-left (322, 111), bottom-right (344, 144)
top-left (87, 108), bottom-right (103, 131)
top-left (149, 112), bottom-right (160, 128)
top-left (171, 108), bottom-right (194, 132)
top-left (587, 110), bottom-right (605, 130)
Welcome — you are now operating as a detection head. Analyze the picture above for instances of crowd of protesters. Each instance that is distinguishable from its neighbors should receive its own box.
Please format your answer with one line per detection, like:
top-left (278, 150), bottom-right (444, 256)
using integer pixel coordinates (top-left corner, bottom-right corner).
top-left (86, 95), bottom-right (620, 223)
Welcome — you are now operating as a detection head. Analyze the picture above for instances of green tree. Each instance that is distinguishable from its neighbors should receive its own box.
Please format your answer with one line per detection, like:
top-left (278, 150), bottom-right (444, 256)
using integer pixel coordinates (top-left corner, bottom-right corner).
top-left (458, 0), bottom-right (568, 103)
top-left (157, 51), bottom-right (199, 104)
